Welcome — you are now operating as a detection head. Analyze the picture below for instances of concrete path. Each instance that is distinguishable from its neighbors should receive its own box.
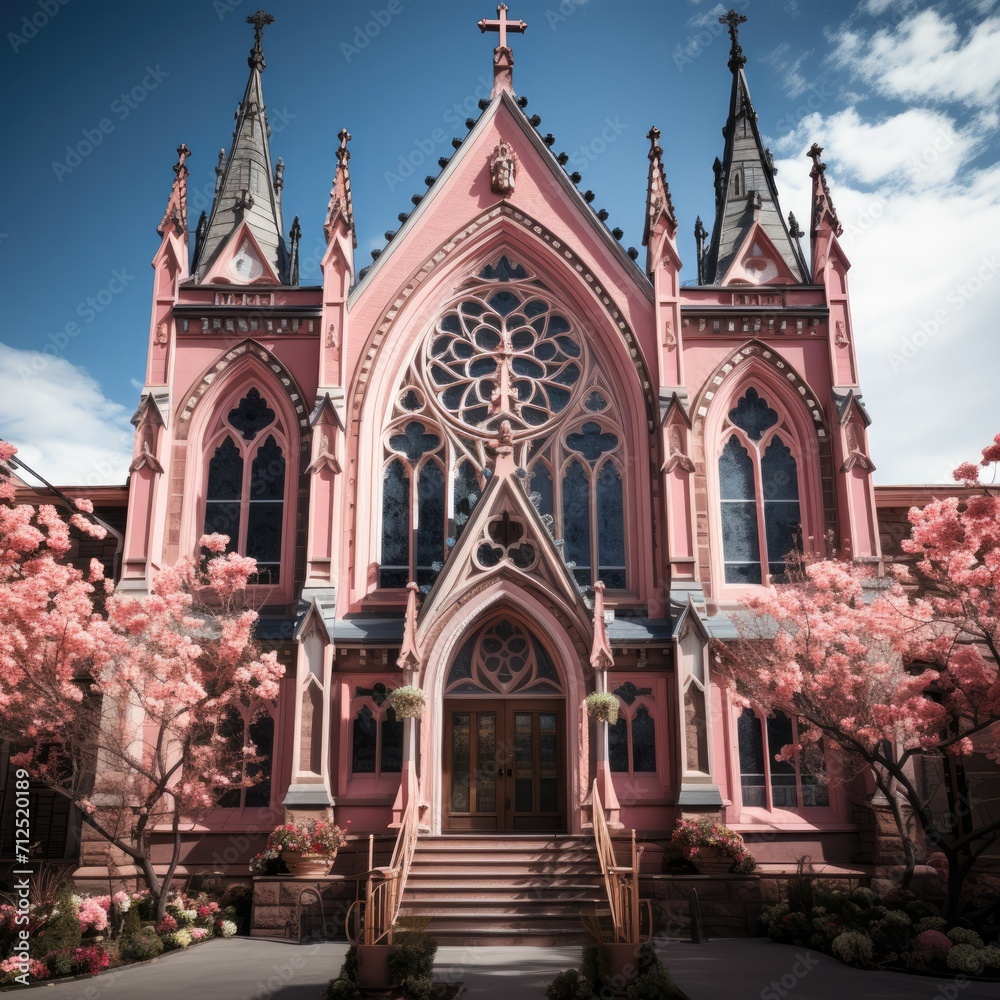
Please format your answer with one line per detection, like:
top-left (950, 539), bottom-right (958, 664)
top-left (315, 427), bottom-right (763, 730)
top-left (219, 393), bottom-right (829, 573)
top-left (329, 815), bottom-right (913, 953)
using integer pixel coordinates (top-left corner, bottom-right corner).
top-left (24, 937), bottom-right (1000, 1000)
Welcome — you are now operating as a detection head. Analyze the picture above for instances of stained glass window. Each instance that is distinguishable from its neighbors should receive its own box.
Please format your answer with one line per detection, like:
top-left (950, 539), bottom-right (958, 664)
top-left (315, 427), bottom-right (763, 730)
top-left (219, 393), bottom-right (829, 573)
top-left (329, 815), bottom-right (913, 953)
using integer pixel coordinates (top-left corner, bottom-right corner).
top-left (609, 718), bottom-right (629, 772)
top-left (631, 707), bottom-right (656, 773)
top-left (203, 388), bottom-right (289, 583)
top-left (719, 388), bottom-right (802, 585)
top-left (352, 706), bottom-right (377, 774)
top-left (379, 460), bottom-right (410, 588)
top-left (454, 461), bottom-right (480, 541)
top-left (352, 697), bottom-right (404, 777)
top-left (562, 460), bottom-right (591, 587)
top-left (215, 705), bottom-right (274, 809)
top-left (416, 461), bottom-right (445, 588)
top-left (738, 708), bottom-right (829, 810)
top-left (597, 463), bottom-right (626, 589)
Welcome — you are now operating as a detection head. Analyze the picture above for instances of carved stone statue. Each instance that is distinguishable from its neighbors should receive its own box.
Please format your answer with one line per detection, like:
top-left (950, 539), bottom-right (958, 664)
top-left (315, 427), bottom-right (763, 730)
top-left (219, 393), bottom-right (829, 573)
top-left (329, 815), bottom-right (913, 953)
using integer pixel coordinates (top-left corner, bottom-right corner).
top-left (489, 139), bottom-right (519, 196)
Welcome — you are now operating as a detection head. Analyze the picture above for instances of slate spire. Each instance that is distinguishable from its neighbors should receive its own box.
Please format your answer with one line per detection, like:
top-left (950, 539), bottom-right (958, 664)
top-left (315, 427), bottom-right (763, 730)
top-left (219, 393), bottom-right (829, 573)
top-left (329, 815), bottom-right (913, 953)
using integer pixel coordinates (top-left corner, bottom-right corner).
top-left (703, 11), bottom-right (808, 285)
top-left (194, 11), bottom-right (288, 283)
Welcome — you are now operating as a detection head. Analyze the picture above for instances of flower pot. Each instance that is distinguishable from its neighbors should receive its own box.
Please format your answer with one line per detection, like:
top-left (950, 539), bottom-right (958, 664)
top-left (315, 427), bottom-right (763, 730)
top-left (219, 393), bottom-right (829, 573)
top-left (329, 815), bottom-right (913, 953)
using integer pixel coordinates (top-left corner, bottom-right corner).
top-left (603, 942), bottom-right (642, 990)
top-left (282, 849), bottom-right (335, 876)
top-left (357, 943), bottom-right (397, 989)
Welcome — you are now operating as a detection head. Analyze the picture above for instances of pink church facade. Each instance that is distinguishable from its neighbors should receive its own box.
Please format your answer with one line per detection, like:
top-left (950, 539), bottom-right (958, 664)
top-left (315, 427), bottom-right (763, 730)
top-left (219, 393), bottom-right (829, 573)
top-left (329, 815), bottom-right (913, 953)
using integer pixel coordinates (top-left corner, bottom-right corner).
top-left (113, 8), bottom-right (884, 878)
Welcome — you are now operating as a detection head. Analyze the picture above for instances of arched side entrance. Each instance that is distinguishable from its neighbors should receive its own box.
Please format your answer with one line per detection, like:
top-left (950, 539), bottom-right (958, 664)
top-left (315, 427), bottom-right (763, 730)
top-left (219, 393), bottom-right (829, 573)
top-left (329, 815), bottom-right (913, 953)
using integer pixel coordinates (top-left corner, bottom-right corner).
top-left (419, 586), bottom-right (589, 836)
top-left (441, 618), bottom-right (565, 833)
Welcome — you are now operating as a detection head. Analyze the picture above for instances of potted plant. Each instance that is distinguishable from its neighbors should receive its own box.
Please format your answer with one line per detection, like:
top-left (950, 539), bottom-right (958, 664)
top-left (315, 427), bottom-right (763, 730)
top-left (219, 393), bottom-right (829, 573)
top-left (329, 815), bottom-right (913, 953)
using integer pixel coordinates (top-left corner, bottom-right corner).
top-left (585, 691), bottom-right (620, 725)
top-left (387, 685), bottom-right (426, 720)
top-left (261, 819), bottom-right (350, 877)
top-left (670, 817), bottom-right (757, 875)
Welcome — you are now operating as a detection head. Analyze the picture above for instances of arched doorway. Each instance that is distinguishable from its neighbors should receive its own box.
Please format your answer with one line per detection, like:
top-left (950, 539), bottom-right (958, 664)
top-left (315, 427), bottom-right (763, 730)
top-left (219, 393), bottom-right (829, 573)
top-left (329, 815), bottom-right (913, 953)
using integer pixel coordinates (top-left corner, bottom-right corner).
top-left (441, 618), bottom-right (566, 832)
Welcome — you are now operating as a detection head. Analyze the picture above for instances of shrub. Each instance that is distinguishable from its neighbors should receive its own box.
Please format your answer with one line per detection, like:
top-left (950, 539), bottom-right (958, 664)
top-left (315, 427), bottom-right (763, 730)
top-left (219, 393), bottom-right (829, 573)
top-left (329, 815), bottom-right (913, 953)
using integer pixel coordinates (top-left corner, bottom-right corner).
top-left (165, 929), bottom-right (193, 950)
top-left (157, 914), bottom-right (178, 934)
top-left (830, 930), bottom-right (874, 968)
top-left (626, 964), bottom-right (687, 1000)
top-left (30, 887), bottom-right (82, 961)
top-left (389, 930), bottom-right (438, 1000)
top-left (914, 929), bottom-right (952, 962)
top-left (981, 946), bottom-right (1000, 970)
top-left (217, 919), bottom-right (238, 938)
top-left (546, 969), bottom-right (591, 1000)
top-left (71, 944), bottom-right (109, 975)
top-left (915, 916), bottom-right (949, 934)
top-left (948, 927), bottom-right (984, 948)
top-left (947, 944), bottom-right (985, 975)
top-left (118, 927), bottom-right (164, 962)
top-left (326, 976), bottom-right (363, 1000)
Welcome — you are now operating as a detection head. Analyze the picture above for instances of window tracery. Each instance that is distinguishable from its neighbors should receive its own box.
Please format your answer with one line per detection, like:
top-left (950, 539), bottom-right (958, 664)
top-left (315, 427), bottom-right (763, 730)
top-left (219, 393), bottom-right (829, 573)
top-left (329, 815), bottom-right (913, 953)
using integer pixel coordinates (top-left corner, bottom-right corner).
top-left (445, 620), bottom-right (562, 696)
top-left (377, 256), bottom-right (630, 592)
top-left (609, 681), bottom-right (657, 776)
top-left (351, 683), bottom-right (403, 777)
top-left (215, 701), bottom-right (275, 809)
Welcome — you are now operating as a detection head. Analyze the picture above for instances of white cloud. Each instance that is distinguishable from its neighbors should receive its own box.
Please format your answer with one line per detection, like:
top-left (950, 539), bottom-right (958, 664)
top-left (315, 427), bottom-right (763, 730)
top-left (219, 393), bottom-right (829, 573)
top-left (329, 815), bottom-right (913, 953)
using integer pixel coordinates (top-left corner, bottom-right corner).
top-left (771, 111), bottom-right (1000, 484)
top-left (775, 107), bottom-right (979, 189)
top-left (0, 344), bottom-right (134, 486)
top-left (832, 10), bottom-right (1000, 106)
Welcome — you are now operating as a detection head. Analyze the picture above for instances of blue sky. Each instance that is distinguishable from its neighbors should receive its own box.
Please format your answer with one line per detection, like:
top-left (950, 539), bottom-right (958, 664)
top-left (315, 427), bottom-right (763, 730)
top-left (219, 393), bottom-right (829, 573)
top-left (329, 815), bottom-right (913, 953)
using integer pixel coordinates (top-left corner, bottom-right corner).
top-left (1, 0), bottom-right (998, 486)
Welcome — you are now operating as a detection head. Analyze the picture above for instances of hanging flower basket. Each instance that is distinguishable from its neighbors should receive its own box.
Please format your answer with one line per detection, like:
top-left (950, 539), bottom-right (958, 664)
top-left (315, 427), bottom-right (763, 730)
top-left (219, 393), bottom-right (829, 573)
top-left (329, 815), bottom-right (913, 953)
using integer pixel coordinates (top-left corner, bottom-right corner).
top-left (585, 692), bottom-right (620, 725)
top-left (387, 685), bottom-right (426, 720)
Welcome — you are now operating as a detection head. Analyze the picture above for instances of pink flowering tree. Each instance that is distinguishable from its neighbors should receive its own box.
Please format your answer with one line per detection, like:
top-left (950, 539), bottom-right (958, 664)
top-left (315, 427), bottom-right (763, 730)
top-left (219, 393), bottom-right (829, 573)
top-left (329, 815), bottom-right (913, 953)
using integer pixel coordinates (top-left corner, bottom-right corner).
top-left (0, 441), bottom-right (284, 919)
top-left (716, 435), bottom-right (1000, 919)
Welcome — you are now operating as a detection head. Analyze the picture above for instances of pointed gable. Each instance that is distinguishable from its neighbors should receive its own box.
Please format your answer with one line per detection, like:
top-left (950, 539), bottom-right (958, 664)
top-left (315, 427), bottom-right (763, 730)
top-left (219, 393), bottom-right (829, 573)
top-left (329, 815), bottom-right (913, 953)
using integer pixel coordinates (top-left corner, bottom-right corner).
top-left (416, 455), bottom-right (593, 644)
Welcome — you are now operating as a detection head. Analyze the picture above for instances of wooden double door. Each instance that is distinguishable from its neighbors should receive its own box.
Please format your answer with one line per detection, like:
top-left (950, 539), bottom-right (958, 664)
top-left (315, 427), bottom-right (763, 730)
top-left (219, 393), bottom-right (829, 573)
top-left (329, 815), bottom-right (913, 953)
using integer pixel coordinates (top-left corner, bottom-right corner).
top-left (443, 700), bottom-right (565, 832)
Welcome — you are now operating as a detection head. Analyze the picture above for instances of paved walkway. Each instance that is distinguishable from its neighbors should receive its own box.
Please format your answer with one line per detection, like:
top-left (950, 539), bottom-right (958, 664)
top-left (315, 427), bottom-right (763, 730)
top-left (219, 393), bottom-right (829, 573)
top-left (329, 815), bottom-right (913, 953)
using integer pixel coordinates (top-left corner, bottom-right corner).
top-left (25, 937), bottom-right (1000, 1000)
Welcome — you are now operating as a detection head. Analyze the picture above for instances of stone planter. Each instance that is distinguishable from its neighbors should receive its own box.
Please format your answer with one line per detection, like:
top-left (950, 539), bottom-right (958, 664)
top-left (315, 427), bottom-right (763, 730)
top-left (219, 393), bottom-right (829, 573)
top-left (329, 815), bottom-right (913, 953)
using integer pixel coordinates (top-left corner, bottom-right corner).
top-left (282, 849), bottom-right (336, 876)
top-left (357, 943), bottom-right (397, 989)
top-left (603, 943), bottom-right (642, 991)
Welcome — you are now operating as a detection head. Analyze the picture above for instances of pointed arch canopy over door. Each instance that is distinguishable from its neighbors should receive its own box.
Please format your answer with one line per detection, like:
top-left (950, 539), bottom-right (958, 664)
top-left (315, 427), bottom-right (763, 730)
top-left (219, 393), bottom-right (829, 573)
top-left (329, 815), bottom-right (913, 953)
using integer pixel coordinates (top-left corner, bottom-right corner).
top-left (443, 619), bottom-right (565, 833)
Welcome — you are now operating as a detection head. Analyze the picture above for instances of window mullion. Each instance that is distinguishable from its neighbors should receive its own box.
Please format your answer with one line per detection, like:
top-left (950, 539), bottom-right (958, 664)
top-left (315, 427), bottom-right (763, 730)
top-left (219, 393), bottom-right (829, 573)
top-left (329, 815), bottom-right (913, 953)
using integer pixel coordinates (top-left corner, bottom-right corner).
top-left (752, 447), bottom-right (769, 583)
top-left (761, 713), bottom-right (774, 811)
top-left (240, 443), bottom-right (252, 555)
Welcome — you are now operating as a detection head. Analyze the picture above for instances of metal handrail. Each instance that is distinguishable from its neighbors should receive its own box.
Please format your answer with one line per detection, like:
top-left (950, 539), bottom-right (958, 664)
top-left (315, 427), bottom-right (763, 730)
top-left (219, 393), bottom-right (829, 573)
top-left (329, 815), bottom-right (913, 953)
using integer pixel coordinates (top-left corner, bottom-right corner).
top-left (348, 790), bottom-right (420, 946)
top-left (591, 779), bottom-right (645, 944)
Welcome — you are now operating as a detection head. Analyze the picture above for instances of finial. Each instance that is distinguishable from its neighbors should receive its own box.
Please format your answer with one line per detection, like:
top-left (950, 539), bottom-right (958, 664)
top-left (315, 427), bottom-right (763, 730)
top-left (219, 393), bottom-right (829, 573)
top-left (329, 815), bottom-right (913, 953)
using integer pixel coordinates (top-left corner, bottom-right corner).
top-left (646, 126), bottom-right (662, 160)
top-left (396, 582), bottom-right (421, 673)
top-left (719, 9), bottom-right (748, 72)
top-left (788, 212), bottom-right (804, 239)
top-left (288, 216), bottom-right (301, 286)
top-left (157, 143), bottom-right (191, 237)
top-left (694, 216), bottom-right (708, 285)
top-left (246, 10), bottom-right (274, 71)
top-left (589, 581), bottom-right (614, 671)
top-left (337, 127), bottom-right (351, 163)
top-left (479, 4), bottom-right (528, 97)
top-left (807, 142), bottom-right (825, 171)
top-left (274, 156), bottom-right (285, 192)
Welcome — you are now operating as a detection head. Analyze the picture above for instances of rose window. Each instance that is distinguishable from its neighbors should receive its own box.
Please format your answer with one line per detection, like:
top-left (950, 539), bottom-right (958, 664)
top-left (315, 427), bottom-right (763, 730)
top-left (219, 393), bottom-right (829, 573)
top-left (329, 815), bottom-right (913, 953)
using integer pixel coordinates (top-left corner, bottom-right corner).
top-left (423, 287), bottom-right (584, 436)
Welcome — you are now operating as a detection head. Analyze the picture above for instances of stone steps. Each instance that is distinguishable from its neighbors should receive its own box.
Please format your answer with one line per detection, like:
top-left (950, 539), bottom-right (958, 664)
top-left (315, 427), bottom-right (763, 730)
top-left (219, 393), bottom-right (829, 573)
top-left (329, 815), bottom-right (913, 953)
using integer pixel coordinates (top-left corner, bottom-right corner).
top-left (397, 834), bottom-right (607, 945)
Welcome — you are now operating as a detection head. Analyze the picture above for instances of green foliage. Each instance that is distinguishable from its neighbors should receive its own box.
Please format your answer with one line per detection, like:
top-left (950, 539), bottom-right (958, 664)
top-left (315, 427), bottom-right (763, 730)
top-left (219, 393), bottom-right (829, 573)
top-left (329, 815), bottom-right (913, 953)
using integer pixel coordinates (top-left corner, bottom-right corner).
top-left (389, 930), bottom-right (438, 1000)
top-left (626, 964), bottom-right (687, 1000)
top-left (325, 975), bottom-right (363, 1000)
top-left (342, 944), bottom-right (359, 982)
top-left (30, 887), bottom-right (81, 961)
top-left (948, 927), bottom-right (984, 948)
top-left (831, 930), bottom-right (874, 968)
top-left (121, 904), bottom-right (142, 940)
top-left (947, 943), bottom-right (986, 975)
top-left (546, 969), bottom-right (591, 1000)
top-left (118, 927), bottom-right (164, 962)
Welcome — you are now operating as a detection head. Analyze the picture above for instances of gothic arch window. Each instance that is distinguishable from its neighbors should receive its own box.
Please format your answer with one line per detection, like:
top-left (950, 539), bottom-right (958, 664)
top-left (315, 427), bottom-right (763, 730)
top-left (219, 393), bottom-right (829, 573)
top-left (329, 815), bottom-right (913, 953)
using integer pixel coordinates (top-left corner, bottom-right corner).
top-left (718, 386), bottom-right (802, 585)
top-left (215, 701), bottom-right (276, 810)
top-left (377, 257), bottom-right (632, 593)
top-left (609, 681), bottom-right (657, 776)
top-left (351, 683), bottom-right (404, 777)
top-left (203, 387), bottom-right (288, 584)
top-left (737, 708), bottom-right (829, 810)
